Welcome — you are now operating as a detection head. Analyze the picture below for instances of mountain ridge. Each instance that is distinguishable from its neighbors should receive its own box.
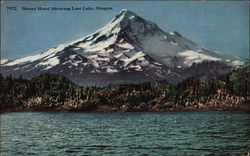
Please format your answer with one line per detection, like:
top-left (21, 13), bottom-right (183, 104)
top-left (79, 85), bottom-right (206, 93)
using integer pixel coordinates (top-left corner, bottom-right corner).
top-left (0, 9), bottom-right (245, 86)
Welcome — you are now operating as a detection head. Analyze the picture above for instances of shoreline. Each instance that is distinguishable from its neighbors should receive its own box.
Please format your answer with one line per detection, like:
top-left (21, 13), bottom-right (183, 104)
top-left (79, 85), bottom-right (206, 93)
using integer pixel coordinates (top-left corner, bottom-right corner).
top-left (1, 104), bottom-right (249, 113)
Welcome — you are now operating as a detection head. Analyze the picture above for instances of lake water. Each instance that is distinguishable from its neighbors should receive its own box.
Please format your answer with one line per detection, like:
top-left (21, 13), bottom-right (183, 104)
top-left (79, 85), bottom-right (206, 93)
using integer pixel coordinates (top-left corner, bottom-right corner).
top-left (1, 112), bottom-right (249, 156)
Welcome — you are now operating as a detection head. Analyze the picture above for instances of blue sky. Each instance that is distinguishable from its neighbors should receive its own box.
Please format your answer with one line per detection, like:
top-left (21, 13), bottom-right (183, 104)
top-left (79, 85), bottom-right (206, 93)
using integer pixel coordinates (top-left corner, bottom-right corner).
top-left (2, 1), bottom-right (249, 60)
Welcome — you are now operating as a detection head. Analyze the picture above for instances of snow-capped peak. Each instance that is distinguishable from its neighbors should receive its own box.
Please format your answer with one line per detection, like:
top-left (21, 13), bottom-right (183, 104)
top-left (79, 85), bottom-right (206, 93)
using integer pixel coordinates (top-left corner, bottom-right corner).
top-left (1, 9), bottom-right (245, 86)
top-left (117, 9), bottom-right (136, 19)
top-left (96, 9), bottom-right (159, 38)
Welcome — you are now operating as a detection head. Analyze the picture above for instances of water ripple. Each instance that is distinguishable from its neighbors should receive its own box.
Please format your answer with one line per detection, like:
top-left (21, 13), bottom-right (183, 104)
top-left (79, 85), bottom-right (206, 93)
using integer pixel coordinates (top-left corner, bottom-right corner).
top-left (1, 112), bottom-right (249, 156)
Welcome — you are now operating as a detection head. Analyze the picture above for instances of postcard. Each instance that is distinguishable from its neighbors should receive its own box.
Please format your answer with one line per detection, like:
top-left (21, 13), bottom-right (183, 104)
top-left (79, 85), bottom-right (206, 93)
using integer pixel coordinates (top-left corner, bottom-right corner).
top-left (1, 1), bottom-right (249, 155)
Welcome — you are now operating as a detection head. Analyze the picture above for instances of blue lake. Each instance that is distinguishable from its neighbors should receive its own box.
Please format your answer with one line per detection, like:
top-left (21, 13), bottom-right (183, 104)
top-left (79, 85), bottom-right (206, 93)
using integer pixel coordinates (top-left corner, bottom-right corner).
top-left (1, 112), bottom-right (249, 156)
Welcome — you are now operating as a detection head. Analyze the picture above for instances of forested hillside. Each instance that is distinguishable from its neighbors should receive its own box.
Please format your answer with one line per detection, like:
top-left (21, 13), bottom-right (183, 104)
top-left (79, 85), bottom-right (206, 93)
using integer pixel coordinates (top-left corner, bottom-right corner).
top-left (0, 65), bottom-right (249, 112)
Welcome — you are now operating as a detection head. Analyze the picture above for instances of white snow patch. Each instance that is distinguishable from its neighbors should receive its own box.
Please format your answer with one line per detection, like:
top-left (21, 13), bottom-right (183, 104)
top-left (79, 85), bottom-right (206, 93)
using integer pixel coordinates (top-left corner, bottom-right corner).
top-left (62, 60), bottom-right (70, 65)
top-left (106, 68), bottom-right (118, 73)
top-left (1, 59), bottom-right (9, 64)
top-left (42, 44), bottom-right (65, 56)
top-left (69, 55), bottom-right (77, 60)
top-left (5, 54), bottom-right (42, 66)
top-left (100, 18), bottom-right (122, 36)
top-left (179, 50), bottom-right (222, 66)
top-left (78, 34), bottom-right (118, 53)
top-left (116, 43), bottom-right (134, 49)
top-left (170, 42), bottom-right (178, 45)
top-left (122, 51), bottom-right (145, 66)
top-left (90, 60), bottom-right (99, 68)
top-left (91, 70), bottom-right (101, 73)
top-left (86, 55), bottom-right (98, 59)
top-left (130, 65), bottom-right (142, 71)
top-left (22, 64), bottom-right (31, 69)
top-left (119, 39), bottom-right (124, 43)
top-left (231, 60), bottom-right (244, 66)
top-left (5, 44), bottom-right (66, 66)
top-left (38, 57), bottom-right (60, 70)
top-left (95, 57), bottom-right (110, 61)
top-left (154, 62), bottom-right (162, 66)
top-left (169, 32), bottom-right (175, 35)
top-left (85, 35), bottom-right (95, 41)
top-left (111, 27), bottom-right (121, 34)
top-left (129, 15), bottom-right (135, 19)
top-left (73, 47), bottom-right (81, 50)
top-left (71, 60), bottom-right (82, 67)
top-left (106, 48), bottom-right (114, 53)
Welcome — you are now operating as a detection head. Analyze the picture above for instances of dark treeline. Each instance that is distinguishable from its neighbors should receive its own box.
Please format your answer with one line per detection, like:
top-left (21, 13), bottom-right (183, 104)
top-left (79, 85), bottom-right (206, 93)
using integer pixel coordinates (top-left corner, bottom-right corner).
top-left (0, 65), bottom-right (249, 112)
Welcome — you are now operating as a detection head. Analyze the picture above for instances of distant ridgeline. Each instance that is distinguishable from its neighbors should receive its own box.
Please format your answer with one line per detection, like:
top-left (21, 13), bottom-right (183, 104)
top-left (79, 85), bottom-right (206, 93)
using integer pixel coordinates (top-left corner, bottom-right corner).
top-left (0, 65), bottom-right (249, 112)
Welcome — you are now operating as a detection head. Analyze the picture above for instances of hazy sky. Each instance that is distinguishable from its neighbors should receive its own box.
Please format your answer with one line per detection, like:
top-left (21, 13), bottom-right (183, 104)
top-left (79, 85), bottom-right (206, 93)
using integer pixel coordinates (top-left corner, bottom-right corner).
top-left (1, 1), bottom-right (249, 60)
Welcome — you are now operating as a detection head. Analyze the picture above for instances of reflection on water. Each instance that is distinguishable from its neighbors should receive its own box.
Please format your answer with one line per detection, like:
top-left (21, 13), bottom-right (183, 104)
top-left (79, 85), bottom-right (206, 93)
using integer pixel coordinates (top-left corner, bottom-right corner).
top-left (1, 112), bottom-right (249, 156)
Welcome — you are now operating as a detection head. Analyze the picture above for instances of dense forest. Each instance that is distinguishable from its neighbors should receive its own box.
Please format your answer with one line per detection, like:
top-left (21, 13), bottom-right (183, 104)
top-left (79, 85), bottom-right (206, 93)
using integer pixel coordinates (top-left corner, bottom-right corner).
top-left (0, 65), bottom-right (249, 112)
